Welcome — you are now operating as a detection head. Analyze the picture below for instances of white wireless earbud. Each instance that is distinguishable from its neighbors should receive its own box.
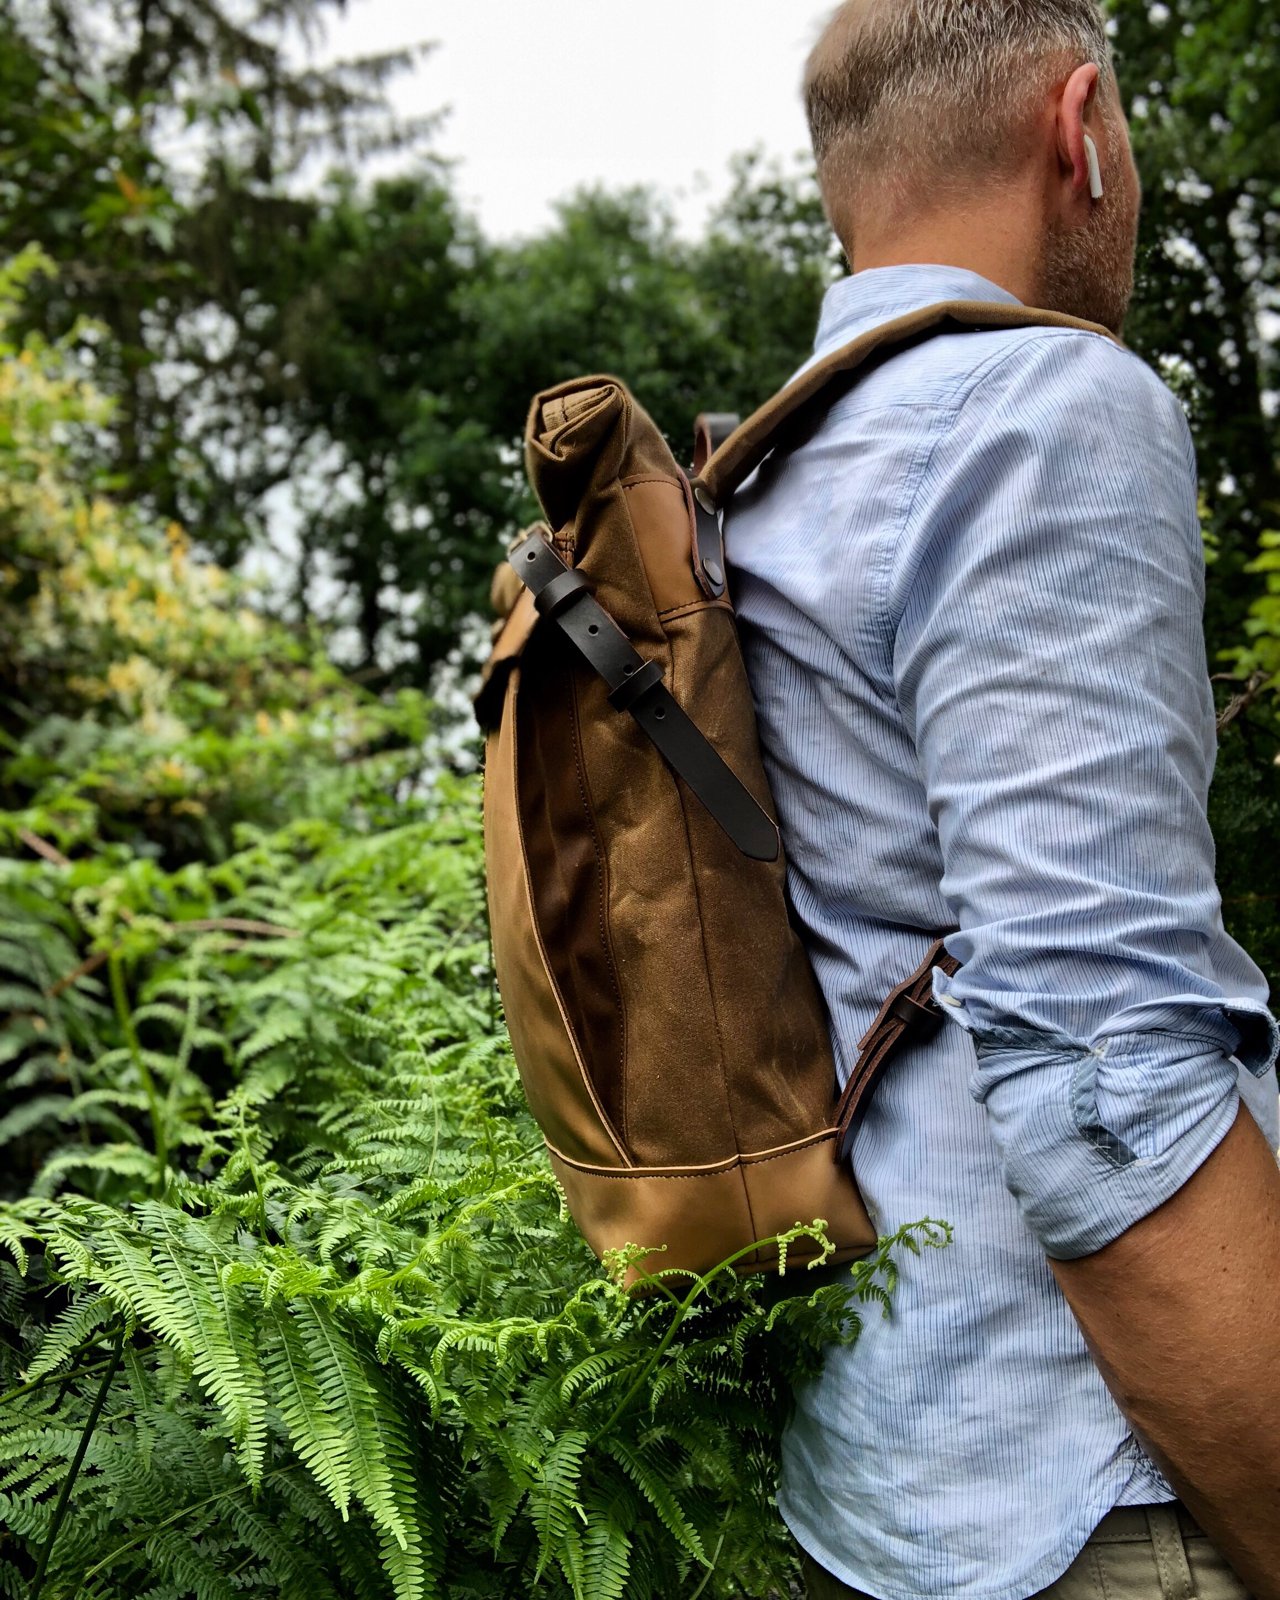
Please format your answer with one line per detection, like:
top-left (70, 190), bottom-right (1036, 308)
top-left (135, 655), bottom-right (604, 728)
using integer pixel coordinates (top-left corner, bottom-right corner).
top-left (1083, 132), bottom-right (1104, 199)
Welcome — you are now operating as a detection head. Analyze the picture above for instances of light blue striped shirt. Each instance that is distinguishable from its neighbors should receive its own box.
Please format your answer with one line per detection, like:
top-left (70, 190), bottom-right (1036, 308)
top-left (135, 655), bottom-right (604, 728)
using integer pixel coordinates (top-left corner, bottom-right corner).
top-left (724, 264), bottom-right (1280, 1600)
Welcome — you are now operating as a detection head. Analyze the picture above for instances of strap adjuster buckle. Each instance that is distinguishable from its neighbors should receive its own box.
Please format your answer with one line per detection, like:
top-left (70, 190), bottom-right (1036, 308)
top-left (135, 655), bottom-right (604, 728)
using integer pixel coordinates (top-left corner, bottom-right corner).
top-left (607, 658), bottom-right (664, 713)
top-left (891, 993), bottom-right (945, 1037)
top-left (534, 567), bottom-right (592, 619)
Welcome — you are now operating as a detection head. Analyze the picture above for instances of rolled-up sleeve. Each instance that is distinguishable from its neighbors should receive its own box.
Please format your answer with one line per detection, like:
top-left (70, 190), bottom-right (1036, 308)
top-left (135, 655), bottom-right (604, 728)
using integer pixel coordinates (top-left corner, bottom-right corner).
top-left (891, 330), bottom-right (1279, 1260)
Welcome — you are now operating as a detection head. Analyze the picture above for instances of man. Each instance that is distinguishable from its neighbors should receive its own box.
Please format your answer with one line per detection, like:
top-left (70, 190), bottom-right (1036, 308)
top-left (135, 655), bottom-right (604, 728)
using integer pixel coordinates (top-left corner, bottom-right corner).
top-left (724, 2), bottom-right (1280, 1596)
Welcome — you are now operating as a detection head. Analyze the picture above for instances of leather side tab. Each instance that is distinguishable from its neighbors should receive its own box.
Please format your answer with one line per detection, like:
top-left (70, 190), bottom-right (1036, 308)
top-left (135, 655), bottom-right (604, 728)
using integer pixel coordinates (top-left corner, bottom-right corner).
top-left (474, 588), bottom-right (538, 731)
top-left (834, 938), bottom-right (961, 1162)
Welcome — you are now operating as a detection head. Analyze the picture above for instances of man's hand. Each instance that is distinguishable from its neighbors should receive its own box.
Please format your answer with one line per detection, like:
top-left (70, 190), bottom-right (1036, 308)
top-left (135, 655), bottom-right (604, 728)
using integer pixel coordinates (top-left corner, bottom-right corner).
top-left (1051, 1104), bottom-right (1280, 1599)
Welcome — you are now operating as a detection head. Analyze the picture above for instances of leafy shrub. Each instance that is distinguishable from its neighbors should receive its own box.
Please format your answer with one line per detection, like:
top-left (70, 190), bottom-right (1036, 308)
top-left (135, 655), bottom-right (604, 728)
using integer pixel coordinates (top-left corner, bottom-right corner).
top-left (0, 257), bottom-right (943, 1598)
top-left (0, 783), bottom-right (943, 1599)
top-left (0, 245), bottom-right (431, 866)
top-left (1208, 521), bottom-right (1280, 981)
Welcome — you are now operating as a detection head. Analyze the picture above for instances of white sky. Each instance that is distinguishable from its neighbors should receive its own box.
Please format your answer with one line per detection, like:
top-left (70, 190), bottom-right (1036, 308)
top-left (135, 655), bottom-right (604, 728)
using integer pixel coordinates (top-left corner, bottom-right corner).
top-left (320, 0), bottom-right (836, 241)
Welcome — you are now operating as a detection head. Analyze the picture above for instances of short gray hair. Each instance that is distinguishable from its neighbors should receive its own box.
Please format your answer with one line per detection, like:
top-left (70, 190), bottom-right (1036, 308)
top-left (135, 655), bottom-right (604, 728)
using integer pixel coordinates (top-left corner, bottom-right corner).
top-left (805, 0), bottom-right (1117, 240)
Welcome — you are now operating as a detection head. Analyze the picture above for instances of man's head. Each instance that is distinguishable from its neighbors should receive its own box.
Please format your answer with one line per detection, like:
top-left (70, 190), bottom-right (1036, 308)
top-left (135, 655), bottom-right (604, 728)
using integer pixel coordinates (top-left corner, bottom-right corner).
top-left (804, 0), bottom-right (1142, 334)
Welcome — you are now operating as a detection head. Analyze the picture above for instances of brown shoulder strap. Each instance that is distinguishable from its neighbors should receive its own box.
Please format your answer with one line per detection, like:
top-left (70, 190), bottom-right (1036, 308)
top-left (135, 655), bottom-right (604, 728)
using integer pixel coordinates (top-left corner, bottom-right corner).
top-left (693, 298), bottom-right (1121, 508)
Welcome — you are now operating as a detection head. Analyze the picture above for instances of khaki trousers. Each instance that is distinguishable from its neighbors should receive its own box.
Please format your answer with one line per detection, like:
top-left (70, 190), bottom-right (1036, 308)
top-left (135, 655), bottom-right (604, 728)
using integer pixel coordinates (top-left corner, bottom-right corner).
top-left (800, 1504), bottom-right (1254, 1600)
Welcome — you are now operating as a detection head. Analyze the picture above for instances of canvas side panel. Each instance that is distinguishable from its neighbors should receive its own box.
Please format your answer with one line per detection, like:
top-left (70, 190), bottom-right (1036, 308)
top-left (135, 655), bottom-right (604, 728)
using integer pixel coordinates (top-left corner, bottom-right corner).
top-left (485, 668), bottom-right (628, 1169)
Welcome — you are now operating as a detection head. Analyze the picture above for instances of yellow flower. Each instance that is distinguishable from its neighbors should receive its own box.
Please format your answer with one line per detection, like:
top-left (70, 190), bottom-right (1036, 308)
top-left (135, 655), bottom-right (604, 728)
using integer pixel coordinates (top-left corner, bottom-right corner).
top-left (107, 658), bottom-right (144, 696)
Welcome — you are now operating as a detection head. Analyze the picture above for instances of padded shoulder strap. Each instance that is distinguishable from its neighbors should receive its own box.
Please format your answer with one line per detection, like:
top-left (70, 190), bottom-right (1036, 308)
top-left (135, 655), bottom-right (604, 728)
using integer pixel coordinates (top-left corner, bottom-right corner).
top-left (693, 297), bottom-right (1120, 508)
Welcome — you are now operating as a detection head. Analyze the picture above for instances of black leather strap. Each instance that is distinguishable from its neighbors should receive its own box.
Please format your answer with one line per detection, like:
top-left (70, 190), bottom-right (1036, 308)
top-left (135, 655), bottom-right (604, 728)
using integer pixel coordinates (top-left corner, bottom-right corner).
top-left (509, 529), bottom-right (780, 862)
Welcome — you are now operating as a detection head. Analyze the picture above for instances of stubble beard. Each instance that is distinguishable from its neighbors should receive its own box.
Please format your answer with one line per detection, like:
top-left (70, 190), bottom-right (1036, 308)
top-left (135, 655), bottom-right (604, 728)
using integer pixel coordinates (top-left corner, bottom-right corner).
top-left (1039, 181), bottom-right (1138, 338)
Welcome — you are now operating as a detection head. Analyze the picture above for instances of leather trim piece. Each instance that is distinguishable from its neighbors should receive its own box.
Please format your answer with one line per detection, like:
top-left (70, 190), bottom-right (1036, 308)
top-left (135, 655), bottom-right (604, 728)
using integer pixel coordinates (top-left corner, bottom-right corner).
top-left (684, 469), bottom-right (727, 599)
top-left (695, 299), bottom-right (1121, 508)
top-left (622, 474), bottom-right (703, 614)
top-left (547, 1130), bottom-right (875, 1281)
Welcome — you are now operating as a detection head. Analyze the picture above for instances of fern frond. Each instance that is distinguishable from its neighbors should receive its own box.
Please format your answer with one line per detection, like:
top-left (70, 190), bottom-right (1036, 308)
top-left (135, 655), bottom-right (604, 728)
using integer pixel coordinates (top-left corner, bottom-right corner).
top-left (582, 1519), bottom-right (632, 1600)
top-left (139, 1207), bottom-right (269, 1485)
top-left (293, 1301), bottom-right (418, 1560)
top-left (21, 1292), bottom-right (116, 1382)
top-left (529, 1429), bottom-right (588, 1580)
top-left (262, 1301), bottom-right (354, 1519)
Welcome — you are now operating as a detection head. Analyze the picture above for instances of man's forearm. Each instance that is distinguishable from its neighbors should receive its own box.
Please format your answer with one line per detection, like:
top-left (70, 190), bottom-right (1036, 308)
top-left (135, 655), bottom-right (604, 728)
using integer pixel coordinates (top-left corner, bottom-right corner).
top-left (1050, 1102), bottom-right (1280, 1598)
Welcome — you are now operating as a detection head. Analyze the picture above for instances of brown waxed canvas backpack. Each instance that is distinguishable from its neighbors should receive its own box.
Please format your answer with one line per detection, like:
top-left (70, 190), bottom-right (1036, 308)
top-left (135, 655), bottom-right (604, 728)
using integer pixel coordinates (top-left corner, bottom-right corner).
top-left (473, 298), bottom-right (1116, 1280)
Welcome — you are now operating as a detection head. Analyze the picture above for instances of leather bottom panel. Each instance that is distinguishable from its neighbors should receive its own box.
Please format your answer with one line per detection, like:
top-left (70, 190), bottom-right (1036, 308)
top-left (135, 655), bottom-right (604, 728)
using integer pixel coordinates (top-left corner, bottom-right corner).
top-left (547, 1132), bottom-right (876, 1283)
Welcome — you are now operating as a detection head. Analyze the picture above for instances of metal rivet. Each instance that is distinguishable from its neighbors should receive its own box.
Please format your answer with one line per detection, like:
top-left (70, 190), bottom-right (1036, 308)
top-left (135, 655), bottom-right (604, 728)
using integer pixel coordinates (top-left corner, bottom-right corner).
top-left (704, 559), bottom-right (724, 588)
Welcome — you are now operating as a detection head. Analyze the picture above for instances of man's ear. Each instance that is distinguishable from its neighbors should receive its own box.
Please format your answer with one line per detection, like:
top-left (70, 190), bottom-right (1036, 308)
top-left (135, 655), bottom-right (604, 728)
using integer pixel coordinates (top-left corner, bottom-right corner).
top-left (1057, 61), bottom-right (1102, 200)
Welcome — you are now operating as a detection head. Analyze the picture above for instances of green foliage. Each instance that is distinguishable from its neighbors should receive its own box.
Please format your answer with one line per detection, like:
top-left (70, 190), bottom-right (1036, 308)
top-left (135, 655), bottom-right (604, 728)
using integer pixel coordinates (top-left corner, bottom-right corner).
top-left (1108, 0), bottom-right (1280, 652)
top-left (0, 264), bottom-right (945, 1597)
top-left (0, 0), bottom-right (435, 570)
top-left (0, 244), bottom-right (434, 863)
top-left (1230, 529), bottom-right (1280, 682)
top-left (1100, 0), bottom-right (1280, 977)
top-left (0, 741), bottom-right (942, 1599)
top-left (1208, 521), bottom-right (1280, 979)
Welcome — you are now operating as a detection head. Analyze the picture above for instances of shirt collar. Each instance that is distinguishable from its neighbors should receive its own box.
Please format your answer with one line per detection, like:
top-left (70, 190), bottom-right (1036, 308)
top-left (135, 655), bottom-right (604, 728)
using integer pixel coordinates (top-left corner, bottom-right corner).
top-left (814, 264), bottom-right (1023, 355)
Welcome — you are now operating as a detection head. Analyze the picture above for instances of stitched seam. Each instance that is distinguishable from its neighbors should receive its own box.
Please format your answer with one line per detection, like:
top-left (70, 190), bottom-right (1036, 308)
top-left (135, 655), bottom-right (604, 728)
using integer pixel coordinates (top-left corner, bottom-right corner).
top-left (879, 336), bottom-right (1048, 642)
top-left (549, 1127), bottom-right (838, 1171)
top-left (1090, 1543), bottom-right (1110, 1600)
top-left (548, 1133), bottom-right (838, 1180)
top-left (657, 598), bottom-right (734, 622)
top-left (621, 473), bottom-right (682, 490)
top-left (885, 328), bottom-right (1113, 641)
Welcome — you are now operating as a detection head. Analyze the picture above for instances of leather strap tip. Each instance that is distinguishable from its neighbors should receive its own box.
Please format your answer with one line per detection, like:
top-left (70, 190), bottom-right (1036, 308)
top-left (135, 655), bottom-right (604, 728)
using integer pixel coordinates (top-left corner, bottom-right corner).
top-left (741, 822), bottom-right (781, 864)
top-left (834, 1119), bottom-right (859, 1166)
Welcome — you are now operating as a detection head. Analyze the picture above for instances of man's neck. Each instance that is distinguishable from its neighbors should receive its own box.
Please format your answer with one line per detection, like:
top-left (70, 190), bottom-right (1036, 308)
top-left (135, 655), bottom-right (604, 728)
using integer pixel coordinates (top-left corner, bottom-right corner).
top-left (849, 207), bottom-right (1043, 308)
